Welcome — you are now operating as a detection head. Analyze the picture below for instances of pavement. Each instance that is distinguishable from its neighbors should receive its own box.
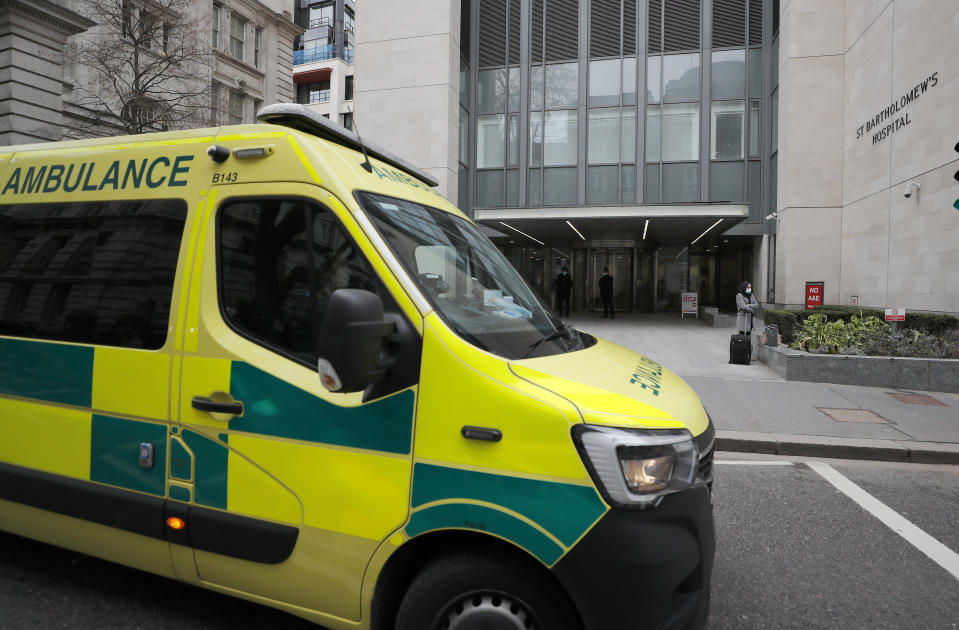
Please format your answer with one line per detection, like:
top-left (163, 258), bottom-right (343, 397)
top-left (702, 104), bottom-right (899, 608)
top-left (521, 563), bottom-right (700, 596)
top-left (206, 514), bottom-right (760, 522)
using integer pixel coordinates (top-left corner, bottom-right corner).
top-left (566, 311), bottom-right (959, 464)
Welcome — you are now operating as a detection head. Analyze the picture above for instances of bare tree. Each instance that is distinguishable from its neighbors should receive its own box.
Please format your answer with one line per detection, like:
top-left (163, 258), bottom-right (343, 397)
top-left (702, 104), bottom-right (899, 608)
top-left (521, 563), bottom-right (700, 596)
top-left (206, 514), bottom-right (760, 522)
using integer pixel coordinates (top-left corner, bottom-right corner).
top-left (65, 0), bottom-right (211, 137)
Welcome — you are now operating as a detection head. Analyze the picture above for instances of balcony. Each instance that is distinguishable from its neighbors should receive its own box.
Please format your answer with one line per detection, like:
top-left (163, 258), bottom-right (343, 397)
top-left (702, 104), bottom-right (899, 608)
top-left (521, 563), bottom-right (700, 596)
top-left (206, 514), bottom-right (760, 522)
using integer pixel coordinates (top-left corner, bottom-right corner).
top-left (294, 44), bottom-right (353, 66)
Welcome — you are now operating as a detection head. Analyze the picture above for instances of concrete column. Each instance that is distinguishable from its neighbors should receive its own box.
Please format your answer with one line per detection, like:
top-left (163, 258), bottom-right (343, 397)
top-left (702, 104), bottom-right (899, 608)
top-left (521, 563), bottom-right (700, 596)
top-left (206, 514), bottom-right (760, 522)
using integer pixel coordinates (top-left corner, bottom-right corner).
top-left (0, 0), bottom-right (94, 145)
top-left (353, 0), bottom-right (461, 201)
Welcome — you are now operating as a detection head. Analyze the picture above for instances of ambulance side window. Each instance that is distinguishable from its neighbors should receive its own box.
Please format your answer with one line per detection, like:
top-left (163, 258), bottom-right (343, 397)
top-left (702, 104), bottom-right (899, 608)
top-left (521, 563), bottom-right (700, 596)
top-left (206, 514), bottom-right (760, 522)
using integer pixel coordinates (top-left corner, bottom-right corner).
top-left (218, 198), bottom-right (380, 367)
top-left (0, 199), bottom-right (187, 349)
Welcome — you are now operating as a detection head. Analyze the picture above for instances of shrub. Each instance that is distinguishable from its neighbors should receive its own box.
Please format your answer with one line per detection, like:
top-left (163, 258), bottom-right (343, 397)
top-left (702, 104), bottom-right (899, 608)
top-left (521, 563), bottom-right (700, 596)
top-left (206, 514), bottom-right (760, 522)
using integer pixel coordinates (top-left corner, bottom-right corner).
top-left (790, 313), bottom-right (889, 354)
top-left (860, 327), bottom-right (959, 359)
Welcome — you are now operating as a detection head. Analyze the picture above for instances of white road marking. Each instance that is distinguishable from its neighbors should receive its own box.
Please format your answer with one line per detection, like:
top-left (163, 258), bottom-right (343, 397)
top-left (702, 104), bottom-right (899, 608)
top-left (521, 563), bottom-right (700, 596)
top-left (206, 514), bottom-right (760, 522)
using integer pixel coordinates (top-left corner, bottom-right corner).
top-left (715, 460), bottom-right (794, 466)
top-left (808, 461), bottom-right (959, 582)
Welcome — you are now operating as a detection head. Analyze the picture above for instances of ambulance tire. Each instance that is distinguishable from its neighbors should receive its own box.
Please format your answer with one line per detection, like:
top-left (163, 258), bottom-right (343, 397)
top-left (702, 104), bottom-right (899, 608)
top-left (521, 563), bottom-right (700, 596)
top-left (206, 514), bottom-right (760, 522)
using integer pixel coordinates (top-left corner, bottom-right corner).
top-left (395, 550), bottom-right (580, 630)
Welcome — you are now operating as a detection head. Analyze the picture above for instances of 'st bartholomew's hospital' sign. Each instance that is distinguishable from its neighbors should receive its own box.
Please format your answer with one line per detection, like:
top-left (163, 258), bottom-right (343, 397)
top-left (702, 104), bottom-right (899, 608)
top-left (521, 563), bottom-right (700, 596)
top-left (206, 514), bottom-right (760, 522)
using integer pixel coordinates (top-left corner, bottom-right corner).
top-left (855, 72), bottom-right (938, 146)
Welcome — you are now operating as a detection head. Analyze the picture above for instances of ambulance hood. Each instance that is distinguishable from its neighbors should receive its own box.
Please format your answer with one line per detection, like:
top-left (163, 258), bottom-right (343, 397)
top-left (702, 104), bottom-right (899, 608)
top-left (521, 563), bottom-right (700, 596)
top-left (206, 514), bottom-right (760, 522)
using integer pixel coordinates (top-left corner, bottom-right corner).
top-left (509, 336), bottom-right (710, 436)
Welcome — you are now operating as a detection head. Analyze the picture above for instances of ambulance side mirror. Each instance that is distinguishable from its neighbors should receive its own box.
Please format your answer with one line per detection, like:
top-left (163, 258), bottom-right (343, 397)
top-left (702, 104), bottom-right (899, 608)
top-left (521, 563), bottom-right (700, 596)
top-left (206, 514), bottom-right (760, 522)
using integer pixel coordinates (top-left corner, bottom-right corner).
top-left (316, 289), bottom-right (395, 393)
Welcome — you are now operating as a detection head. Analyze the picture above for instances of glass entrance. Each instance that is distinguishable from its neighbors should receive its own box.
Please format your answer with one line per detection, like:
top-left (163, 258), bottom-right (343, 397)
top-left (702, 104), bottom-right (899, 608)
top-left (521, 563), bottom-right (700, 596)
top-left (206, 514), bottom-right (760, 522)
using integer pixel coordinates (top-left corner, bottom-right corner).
top-left (587, 248), bottom-right (633, 312)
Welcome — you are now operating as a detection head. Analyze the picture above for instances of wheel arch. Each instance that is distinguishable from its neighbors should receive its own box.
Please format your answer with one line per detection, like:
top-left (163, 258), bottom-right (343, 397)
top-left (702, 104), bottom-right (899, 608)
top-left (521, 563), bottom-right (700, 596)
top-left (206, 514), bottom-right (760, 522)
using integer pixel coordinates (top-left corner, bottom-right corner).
top-left (370, 529), bottom-right (581, 630)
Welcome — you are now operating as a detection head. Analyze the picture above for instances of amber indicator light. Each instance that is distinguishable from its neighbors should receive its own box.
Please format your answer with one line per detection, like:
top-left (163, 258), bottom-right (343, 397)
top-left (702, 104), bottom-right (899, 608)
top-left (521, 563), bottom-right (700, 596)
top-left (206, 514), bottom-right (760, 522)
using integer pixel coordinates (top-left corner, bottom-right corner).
top-left (166, 517), bottom-right (186, 530)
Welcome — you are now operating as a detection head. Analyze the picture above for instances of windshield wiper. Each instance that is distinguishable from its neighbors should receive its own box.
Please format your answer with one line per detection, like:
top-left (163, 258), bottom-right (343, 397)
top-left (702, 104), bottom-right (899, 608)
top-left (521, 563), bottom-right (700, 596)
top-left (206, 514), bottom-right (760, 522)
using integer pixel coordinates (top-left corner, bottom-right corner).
top-left (522, 324), bottom-right (577, 359)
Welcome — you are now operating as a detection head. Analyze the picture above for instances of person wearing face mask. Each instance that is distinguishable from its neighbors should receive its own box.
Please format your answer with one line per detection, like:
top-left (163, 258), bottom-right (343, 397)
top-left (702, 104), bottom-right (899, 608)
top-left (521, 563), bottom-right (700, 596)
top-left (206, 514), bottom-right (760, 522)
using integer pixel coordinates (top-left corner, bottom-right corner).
top-left (599, 266), bottom-right (614, 319)
top-left (736, 281), bottom-right (759, 334)
top-left (555, 264), bottom-right (573, 317)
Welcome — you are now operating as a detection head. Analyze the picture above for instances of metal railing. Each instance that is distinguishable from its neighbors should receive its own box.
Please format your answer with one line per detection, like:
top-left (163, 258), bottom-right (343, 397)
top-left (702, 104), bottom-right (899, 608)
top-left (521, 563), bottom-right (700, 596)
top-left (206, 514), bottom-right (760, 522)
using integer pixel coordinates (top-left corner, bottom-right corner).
top-left (309, 91), bottom-right (331, 104)
top-left (293, 45), bottom-right (354, 65)
top-left (308, 17), bottom-right (331, 29)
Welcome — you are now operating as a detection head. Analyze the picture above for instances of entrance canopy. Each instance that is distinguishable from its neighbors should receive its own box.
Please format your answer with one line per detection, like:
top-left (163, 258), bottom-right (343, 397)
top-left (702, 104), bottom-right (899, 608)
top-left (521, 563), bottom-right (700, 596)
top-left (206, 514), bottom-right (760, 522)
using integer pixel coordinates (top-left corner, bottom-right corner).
top-left (474, 204), bottom-right (749, 248)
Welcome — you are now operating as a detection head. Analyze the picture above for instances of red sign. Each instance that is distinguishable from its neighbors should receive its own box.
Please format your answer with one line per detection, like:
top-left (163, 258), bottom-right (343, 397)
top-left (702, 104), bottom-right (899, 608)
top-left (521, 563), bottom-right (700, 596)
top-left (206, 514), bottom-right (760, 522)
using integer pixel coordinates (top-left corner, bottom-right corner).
top-left (805, 282), bottom-right (824, 310)
top-left (884, 308), bottom-right (906, 322)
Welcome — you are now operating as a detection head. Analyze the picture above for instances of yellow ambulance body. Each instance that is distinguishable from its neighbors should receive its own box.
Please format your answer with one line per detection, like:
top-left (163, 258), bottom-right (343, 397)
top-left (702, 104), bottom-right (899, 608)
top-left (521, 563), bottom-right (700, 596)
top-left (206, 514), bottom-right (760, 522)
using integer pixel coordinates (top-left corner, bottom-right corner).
top-left (0, 104), bottom-right (714, 630)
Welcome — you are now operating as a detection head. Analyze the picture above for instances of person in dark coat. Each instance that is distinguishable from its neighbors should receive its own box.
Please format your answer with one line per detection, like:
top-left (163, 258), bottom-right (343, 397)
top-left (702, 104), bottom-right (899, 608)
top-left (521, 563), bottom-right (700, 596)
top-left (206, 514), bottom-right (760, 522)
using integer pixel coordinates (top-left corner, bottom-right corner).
top-left (599, 266), bottom-right (614, 319)
top-left (555, 265), bottom-right (572, 317)
top-left (736, 280), bottom-right (759, 334)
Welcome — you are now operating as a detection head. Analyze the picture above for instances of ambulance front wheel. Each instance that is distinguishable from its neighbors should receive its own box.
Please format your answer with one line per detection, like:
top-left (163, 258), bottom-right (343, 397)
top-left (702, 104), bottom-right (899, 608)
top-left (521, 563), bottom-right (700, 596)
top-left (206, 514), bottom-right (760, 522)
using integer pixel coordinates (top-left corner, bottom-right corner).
top-left (395, 550), bottom-right (580, 630)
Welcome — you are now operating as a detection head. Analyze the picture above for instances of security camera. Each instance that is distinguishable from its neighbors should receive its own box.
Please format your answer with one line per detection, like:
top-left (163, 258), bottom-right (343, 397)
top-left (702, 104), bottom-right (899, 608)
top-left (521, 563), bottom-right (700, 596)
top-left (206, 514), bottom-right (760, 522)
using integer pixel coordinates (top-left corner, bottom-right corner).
top-left (765, 212), bottom-right (779, 220)
top-left (904, 181), bottom-right (920, 199)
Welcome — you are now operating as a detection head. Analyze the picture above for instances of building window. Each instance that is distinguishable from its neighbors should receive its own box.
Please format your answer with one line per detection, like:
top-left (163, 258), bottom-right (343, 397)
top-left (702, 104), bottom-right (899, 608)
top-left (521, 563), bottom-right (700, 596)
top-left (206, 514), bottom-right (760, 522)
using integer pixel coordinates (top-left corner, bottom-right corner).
top-left (253, 98), bottom-right (262, 118)
top-left (711, 100), bottom-right (745, 159)
top-left (296, 82), bottom-right (331, 104)
top-left (309, 2), bottom-right (334, 28)
top-left (344, 6), bottom-right (355, 34)
top-left (229, 90), bottom-right (244, 124)
top-left (212, 5), bottom-right (220, 48)
top-left (344, 75), bottom-right (354, 101)
top-left (230, 13), bottom-right (246, 61)
top-left (254, 27), bottom-right (263, 67)
top-left (342, 112), bottom-right (353, 129)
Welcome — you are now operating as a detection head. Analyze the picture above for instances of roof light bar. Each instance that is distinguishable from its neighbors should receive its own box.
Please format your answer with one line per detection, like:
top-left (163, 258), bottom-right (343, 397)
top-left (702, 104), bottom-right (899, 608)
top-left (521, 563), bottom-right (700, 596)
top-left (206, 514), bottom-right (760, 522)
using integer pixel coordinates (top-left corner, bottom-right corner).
top-left (566, 220), bottom-right (586, 241)
top-left (499, 222), bottom-right (544, 245)
top-left (690, 219), bottom-right (723, 246)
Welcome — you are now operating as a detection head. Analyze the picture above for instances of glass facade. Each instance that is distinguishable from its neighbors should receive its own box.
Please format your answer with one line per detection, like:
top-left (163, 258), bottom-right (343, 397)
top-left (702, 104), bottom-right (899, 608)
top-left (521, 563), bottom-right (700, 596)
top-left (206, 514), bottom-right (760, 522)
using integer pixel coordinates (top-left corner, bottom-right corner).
top-left (464, 0), bottom-right (772, 312)
top-left (466, 0), bottom-right (769, 216)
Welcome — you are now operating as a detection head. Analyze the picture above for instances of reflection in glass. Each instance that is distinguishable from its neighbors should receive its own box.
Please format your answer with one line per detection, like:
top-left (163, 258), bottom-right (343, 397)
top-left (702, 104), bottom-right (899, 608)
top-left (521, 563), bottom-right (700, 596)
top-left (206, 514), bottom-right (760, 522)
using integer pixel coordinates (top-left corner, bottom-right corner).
top-left (662, 162), bottom-right (700, 202)
top-left (528, 167), bottom-right (542, 205)
top-left (711, 49), bottom-right (745, 100)
top-left (623, 57), bottom-right (637, 105)
top-left (711, 100), bottom-right (744, 159)
top-left (460, 58), bottom-right (469, 107)
top-left (663, 53), bottom-right (700, 102)
top-left (647, 55), bottom-right (661, 103)
top-left (509, 66), bottom-right (520, 112)
top-left (709, 161), bottom-right (744, 202)
top-left (544, 167), bottom-right (577, 205)
top-left (748, 48), bottom-right (762, 98)
top-left (475, 170), bottom-right (505, 207)
top-left (508, 114), bottom-right (519, 167)
top-left (545, 63), bottom-right (579, 109)
top-left (748, 160), bottom-right (761, 221)
top-left (622, 106), bottom-right (636, 162)
top-left (477, 68), bottom-right (507, 114)
top-left (646, 105), bottom-right (661, 162)
top-left (771, 89), bottom-right (778, 151)
top-left (588, 108), bottom-right (620, 164)
top-left (587, 165), bottom-right (619, 205)
top-left (645, 163), bottom-right (661, 203)
top-left (529, 111), bottom-right (543, 166)
top-left (459, 107), bottom-right (468, 164)
top-left (476, 114), bottom-right (506, 168)
top-left (589, 59), bottom-right (620, 107)
top-left (507, 169), bottom-right (519, 206)
top-left (530, 65), bottom-right (544, 110)
top-left (662, 103), bottom-right (699, 161)
top-left (749, 100), bottom-right (760, 157)
top-left (543, 110), bottom-right (577, 166)
top-left (621, 165), bottom-right (636, 203)
top-left (458, 165), bottom-right (468, 210)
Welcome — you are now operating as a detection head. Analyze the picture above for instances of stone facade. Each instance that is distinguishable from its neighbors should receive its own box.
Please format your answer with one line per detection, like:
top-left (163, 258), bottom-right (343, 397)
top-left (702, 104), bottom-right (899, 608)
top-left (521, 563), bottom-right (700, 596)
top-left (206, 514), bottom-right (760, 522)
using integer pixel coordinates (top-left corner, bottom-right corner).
top-left (0, 0), bottom-right (94, 145)
top-left (353, 0), bottom-right (461, 201)
top-left (777, 0), bottom-right (959, 314)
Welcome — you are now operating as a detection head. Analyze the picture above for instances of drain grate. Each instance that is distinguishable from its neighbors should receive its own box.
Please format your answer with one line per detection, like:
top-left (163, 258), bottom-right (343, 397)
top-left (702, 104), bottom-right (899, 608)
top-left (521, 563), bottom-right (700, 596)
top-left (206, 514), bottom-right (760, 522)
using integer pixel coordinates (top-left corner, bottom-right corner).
top-left (886, 392), bottom-right (947, 407)
top-left (817, 408), bottom-right (893, 424)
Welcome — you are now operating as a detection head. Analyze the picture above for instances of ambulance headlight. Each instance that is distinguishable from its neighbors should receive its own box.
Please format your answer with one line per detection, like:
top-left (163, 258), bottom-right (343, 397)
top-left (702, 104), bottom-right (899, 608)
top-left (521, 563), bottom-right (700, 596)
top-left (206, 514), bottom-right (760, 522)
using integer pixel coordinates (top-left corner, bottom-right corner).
top-left (572, 426), bottom-right (698, 509)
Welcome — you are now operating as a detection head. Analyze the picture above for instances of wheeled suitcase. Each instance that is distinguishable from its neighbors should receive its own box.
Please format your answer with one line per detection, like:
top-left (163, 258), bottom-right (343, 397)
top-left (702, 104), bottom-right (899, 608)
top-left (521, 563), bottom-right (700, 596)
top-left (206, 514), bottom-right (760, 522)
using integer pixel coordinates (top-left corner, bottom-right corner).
top-left (729, 333), bottom-right (752, 364)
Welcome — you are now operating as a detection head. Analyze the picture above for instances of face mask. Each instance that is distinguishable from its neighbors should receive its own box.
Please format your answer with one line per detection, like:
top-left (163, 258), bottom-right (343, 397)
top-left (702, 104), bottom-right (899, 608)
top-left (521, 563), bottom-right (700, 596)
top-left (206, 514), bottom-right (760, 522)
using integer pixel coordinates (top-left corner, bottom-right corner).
top-left (745, 288), bottom-right (752, 294)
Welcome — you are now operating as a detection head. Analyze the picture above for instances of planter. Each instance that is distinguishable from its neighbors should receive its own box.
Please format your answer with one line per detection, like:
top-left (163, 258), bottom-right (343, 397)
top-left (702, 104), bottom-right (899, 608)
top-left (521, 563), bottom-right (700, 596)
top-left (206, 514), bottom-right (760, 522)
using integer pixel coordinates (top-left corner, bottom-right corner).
top-left (756, 344), bottom-right (959, 393)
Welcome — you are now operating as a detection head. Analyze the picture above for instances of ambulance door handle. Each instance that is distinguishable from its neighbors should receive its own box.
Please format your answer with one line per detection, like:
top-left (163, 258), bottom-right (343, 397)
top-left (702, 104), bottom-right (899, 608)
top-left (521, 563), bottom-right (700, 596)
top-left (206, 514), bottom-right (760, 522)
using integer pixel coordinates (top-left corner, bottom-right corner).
top-left (461, 426), bottom-right (502, 442)
top-left (192, 396), bottom-right (244, 416)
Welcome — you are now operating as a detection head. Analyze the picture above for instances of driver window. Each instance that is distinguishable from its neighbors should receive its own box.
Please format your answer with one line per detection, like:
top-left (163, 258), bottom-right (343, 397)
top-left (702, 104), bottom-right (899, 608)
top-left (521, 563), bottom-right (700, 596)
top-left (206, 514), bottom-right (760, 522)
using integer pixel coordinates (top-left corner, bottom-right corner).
top-left (219, 198), bottom-right (380, 366)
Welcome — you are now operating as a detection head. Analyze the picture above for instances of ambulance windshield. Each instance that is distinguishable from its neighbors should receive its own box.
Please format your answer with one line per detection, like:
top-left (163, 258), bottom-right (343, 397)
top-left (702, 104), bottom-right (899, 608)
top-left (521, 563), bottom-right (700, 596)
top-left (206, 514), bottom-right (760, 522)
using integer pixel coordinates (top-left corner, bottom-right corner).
top-left (357, 191), bottom-right (588, 359)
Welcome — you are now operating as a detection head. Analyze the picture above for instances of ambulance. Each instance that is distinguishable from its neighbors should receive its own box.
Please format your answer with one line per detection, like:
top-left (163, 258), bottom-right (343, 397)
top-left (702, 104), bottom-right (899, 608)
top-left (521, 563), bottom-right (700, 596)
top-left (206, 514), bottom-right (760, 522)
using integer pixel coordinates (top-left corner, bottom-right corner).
top-left (0, 104), bottom-right (715, 630)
